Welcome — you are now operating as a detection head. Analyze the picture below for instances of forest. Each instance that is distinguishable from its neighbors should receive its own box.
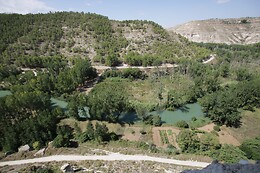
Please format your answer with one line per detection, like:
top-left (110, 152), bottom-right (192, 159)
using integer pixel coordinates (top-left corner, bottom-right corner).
top-left (0, 12), bottom-right (259, 163)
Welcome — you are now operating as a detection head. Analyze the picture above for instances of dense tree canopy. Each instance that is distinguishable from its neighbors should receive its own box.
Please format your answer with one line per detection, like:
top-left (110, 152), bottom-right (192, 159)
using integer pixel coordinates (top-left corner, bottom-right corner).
top-left (88, 79), bottom-right (129, 122)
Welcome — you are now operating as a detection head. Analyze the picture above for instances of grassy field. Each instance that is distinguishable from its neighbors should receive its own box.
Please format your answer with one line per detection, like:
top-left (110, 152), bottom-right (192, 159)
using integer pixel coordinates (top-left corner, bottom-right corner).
top-left (223, 108), bottom-right (260, 143)
top-left (127, 74), bottom-right (194, 106)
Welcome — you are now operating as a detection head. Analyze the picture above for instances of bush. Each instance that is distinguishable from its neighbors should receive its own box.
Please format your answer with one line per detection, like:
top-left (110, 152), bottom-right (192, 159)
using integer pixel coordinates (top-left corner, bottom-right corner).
top-left (140, 129), bottom-right (146, 135)
top-left (176, 120), bottom-right (189, 128)
top-left (153, 115), bottom-right (162, 127)
top-left (213, 125), bottom-right (221, 132)
top-left (177, 130), bottom-right (200, 153)
top-left (191, 117), bottom-right (197, 122)
top-left (143, 114), bottom-right (162, 126)
top-left (32, 141), bottom-right (41, 150)
top-left (240, 137), bottom-right (260, 160)
top-left (200, 133), bottom-right (221, 151)
top-left (217, 144), bottom-right (247, 163)
top-left (52, 125), bottom-right (73, 148)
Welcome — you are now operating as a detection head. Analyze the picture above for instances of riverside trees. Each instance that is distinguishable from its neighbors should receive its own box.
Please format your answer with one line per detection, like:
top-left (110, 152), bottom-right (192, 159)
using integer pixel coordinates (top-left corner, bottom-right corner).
top-left (0, 57), bottom-right (97, 152)
top-left (88, 78), bottom-right (129, 122)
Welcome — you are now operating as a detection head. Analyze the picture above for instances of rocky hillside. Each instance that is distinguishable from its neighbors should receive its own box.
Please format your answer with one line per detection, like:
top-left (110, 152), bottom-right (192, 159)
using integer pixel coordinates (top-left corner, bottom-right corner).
top-left (0, 12), bottom-right (210, 67)
top-left (169, 17), bottom-right (260, 45)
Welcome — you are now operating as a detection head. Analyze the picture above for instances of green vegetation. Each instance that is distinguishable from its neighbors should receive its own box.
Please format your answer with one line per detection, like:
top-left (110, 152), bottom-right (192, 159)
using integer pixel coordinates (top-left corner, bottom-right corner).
top-left (213, 144), bottom-right (247, 163)
top-left (240, 137), bottom-right (260, 160)
top-left (0, 12), bottom-right (210, 67)
top-left (159, 130), bottom-right (170, 144)
top-left (176, 130), bottom-right (248, 163)
top-left (88, 78), bottom-right (129, 122)
top-left (102, 68), bottom-right (146, 80)
top-left (53, 125), bottom-right (73, 148)
top-left (0, 12), bottom-right (259, 164)
top-left (200, 78), bottom-right (260, 126)
top-left (177, 130), bottom-right (200, 153)
top-left (175, 120), bottom-right (189, 128)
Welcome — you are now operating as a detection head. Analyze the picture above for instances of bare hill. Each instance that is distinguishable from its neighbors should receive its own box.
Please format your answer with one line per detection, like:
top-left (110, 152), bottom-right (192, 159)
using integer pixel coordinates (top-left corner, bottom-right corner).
top-left (169, 17), bottom-right (260, 45)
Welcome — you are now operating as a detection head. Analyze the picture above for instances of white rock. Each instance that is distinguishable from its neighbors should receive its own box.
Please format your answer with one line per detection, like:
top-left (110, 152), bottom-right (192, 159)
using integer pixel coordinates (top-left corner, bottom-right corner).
top-left (18, 144), bottom-right (30, 152)
top-left (34, 148), bottom-right (46, 156)
top-left (60, 163), bottom-right (74, 173)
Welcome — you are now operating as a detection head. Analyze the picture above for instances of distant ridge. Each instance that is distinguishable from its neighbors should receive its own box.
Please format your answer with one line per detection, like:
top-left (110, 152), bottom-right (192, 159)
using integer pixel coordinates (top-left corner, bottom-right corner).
top-left (168, 17), bottom-right (260, 45)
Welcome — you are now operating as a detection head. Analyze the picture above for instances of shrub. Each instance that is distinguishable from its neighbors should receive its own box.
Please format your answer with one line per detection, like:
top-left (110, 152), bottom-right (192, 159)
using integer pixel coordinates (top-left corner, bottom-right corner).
top-left (140, 129), bottom-right (146, 135)
top-left (52, 125), bottom-right (73, 148)
top-left (176, 120), bottom-right (189, 128)
top-left (153, 115), bottom-right (162, 127)
top-left (213, 125), bottom-right (221, 132)
top-left (215, 144), bottom-right (247, 163)
top-left (191, 117), bottom-right (197, 122)
top-left (200, 133), bottom-right (221, 151)
top-left (240, 137), bottom-right (260, 160)
top-left (177, 130), bottom-right (200, 153)
top-left (32, 141), bottom-right (41, 150)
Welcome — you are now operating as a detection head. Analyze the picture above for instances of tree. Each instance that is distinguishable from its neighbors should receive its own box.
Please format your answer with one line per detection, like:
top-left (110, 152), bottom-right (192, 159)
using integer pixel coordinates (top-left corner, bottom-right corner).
top-left (2, 125), bottom-right (20, 152)
top-left (88, 80), bottom-right (128, 122)
top-left (53, 125), bottom-right (73, 148)
top-left (105, 54), bottom-right (120, 67)
top-left (71, 59), bottom-right (97, 85)
top-left (86, 121), bottom-right (95, 140)
top-left (153, 115), bottom-right (162, 127)
top-left (219, 63), bottom-right (230, 78)
top-left (79, 121), bottom-right (95, 143)
top-left (176, 120), bottom-right (189, 128)
top-left (240, 137), bottom-right (260, 160)
top-left (216, 144), bottom-right (246, 163)
top-left (200, 89), bottom-right (241, 127)
top-left (236, 68), bottom-right (252, 81)
top-left (94, 122), bottom-right (110, 143)
top-left (200, 133), bottom-right (220, 152)
top-left (177, 130), bottom-right (200, 153)
top-left (166, 90), bottom-right (186, 110)
top-left (68, 101), bottom-right (79, 120)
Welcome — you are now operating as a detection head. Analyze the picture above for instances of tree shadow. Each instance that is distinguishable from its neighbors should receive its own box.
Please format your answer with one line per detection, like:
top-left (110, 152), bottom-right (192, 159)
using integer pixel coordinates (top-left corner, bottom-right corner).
top-left (179, 105), bottom-right (190, 113)
top-left (118, 112), bottom-right (140, 125)
top-left (69, 141), bottom-right (79, 148)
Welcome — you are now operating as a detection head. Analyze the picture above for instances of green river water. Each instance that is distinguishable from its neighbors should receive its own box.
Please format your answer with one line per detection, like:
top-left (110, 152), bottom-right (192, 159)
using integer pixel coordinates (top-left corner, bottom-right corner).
top-left (1, 90), bottom-right (204, 124)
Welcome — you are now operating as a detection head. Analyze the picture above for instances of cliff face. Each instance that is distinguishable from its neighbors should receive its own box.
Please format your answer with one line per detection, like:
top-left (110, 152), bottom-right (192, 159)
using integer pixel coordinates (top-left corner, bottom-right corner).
top-left (182, 160), bottom-right (260, 173)
top-left (169, 17), bottom-right (260, 45)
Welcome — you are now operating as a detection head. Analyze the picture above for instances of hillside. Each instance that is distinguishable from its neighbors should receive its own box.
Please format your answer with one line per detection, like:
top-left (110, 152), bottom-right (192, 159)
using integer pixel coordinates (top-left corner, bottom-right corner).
top-left (1, 12), bottom-right (260, 170)
top-left (169, 17), bottom-right (260, 45)
top-left (0, 12), bottom-right (210, 67)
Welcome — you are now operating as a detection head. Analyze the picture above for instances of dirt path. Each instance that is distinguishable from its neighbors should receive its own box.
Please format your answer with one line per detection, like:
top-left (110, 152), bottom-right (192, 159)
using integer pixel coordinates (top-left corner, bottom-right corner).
top-left (202, 54), bottom-right (215, 64)
top-left (0, 153), bottom-right (210, 168)
top-left (93, 63), bottom-right (177, 70)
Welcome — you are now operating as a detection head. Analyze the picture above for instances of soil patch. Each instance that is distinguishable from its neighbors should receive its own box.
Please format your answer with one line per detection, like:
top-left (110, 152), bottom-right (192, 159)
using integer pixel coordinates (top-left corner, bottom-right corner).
top-left (198, 123), bottom-right (215, 132)
top-left (218, 127), bottom-right (240, 146)
top-left (122, 127), bottom-right (142, 141)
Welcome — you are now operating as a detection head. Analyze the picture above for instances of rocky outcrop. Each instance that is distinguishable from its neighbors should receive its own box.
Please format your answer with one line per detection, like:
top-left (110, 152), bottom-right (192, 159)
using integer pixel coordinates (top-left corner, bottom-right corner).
top-left (182, 160), bottom-right (260, 173)
top-left (169, 17), bottom-right (260, 45)
top-left (18, 144), bottom-right (30, 152)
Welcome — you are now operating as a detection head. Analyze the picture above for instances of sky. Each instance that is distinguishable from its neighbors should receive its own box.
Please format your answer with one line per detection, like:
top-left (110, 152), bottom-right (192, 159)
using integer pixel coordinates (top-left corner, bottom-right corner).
top-left (0, 0), bottom-right (259, 27)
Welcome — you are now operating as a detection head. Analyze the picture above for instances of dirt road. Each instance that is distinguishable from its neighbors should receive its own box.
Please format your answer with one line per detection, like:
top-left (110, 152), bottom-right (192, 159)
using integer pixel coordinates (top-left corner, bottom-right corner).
top-left (0, 153), bottom-right (210, 168)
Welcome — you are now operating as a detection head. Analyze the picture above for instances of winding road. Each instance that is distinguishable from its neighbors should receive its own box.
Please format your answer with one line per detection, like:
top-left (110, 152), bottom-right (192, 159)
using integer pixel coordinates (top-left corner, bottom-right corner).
top-left (0, 153), bottom-right (210, 168)
top-left (93, 54), bottom-right (215, 70)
